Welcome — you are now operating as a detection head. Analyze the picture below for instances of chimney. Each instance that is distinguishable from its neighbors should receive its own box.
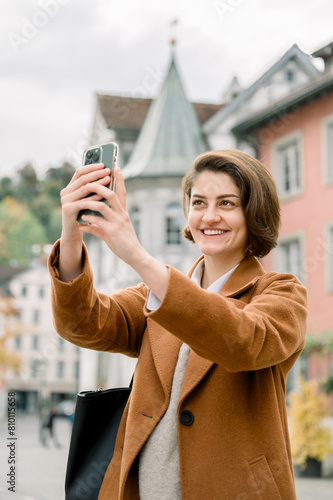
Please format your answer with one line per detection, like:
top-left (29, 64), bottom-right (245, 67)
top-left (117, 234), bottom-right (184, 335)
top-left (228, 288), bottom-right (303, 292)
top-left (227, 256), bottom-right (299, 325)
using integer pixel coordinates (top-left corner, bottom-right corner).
top-left (312, 42), bottom-right (333, 73)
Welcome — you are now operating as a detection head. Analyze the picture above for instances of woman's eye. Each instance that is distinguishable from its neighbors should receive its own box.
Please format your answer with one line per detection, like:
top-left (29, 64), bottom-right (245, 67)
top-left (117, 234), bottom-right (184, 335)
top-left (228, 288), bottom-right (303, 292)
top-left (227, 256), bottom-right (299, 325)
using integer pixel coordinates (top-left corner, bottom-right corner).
top-left (192, 199), bottom-right (204, 206)
top-left (221, 200), bottom-right (233, 206)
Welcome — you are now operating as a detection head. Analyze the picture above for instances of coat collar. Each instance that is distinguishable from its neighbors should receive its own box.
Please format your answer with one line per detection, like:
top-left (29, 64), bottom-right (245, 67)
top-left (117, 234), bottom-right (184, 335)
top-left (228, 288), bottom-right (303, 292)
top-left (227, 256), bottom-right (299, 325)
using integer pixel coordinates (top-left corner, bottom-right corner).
top-left (186, 254), bottom-right (265, 298)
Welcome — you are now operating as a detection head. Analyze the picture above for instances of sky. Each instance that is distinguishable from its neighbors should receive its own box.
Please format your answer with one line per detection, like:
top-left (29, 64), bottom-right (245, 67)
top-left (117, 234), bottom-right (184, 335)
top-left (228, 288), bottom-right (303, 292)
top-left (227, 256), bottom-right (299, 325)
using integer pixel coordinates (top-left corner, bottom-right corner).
top-left (1, 0), bottom-right (333, 179)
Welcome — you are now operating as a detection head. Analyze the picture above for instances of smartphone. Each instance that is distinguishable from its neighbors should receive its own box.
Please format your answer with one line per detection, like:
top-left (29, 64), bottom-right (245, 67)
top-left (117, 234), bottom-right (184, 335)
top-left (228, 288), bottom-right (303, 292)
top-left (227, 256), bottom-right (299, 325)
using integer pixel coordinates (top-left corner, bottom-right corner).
top-left (77, 142), bottom-right (119, 224)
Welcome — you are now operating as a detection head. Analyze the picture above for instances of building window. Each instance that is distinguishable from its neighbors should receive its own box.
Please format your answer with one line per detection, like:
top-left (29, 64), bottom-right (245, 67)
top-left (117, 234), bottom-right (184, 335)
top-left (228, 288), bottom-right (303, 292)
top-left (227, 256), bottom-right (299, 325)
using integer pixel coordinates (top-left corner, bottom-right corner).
top-left (32, 310), bottom-right (40, 325)
top-left (21, 285), bottom-right (27, 297)
top-left (57, 361), bottom-right (65, 379)
top-left (39, 286), bottom-right (45, 299)
top-left (73, 361), bottom-right (80, 380)
top-left (129, 207), bottom-right (140, 239)
top-left (14, 336), bottom-right (22, 350)
top-left (166, 203), bottom-right (183, 245)
top-left (276, 235), bottom-right (304, 282)
top-left (285, 69), bottom-right (295, 82)
top-left (322, 115), bottom-right (333, 184)
top-left (32, 335), bottom-right (39, 350)
top-left (327, 123), bottom-right (333, 182)
top-left (273, 132), bottom-right (303, 199)
top-left (58, 338), bottom-right (65, 352)
top-left (31, 360), bottom-right (39, 378)
top-left (327, 224), bottom-right (333, 291)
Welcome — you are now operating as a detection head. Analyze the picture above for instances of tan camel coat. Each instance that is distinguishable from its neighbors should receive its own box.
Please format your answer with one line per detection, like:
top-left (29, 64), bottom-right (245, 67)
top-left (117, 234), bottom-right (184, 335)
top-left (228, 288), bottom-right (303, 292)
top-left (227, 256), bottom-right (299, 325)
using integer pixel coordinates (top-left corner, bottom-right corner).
top-left (48, 241), bottom-right (307, 500)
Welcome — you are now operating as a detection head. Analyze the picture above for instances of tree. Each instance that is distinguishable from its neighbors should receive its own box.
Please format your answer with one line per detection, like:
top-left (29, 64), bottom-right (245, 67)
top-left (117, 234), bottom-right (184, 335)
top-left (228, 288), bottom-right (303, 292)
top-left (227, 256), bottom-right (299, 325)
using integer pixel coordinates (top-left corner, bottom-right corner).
top-left (15, 163), bottom-right (40, 204)
top-left (0, 177), bottom-right (14, 201)
top-left (45, 161), bottom-right (75, 186)
top-left (0, 198), bottom-right (47, 265)
top-left (30, 195), bottom-right (62, 243)
top-left (0, 160), bottom-right (75, 257)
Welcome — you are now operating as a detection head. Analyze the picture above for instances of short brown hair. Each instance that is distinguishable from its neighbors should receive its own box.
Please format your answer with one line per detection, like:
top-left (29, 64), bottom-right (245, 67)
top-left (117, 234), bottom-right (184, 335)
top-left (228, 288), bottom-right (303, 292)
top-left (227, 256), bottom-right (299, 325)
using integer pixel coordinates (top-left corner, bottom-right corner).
top-left (182, 150), bottom-right (281, 258)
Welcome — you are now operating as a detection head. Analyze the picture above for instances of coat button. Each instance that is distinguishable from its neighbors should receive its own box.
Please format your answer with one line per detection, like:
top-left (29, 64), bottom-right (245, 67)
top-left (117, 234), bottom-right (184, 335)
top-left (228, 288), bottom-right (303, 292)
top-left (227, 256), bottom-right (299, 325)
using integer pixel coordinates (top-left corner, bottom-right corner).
top-left (179, 410), bottom-right (194, 426)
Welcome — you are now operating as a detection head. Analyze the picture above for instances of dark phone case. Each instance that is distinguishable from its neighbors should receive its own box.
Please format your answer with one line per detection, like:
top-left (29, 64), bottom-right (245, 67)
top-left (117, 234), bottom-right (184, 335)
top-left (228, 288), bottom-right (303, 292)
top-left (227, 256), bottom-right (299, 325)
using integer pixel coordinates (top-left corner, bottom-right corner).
top-left (77, 142), bottom-right (118, 224)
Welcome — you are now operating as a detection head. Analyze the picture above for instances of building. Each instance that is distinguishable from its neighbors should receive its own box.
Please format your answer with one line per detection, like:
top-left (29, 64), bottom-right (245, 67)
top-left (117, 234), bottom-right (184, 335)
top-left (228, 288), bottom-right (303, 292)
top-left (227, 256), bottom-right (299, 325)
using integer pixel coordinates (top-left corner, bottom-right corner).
top-left (0, 267), bottom-right (23, 418)
top-left (232, 40), bottom-right (333, 384)
top-left (203, 43), bottom-right (320, 153)
top-left (3, 264), bottom-right (80, 412)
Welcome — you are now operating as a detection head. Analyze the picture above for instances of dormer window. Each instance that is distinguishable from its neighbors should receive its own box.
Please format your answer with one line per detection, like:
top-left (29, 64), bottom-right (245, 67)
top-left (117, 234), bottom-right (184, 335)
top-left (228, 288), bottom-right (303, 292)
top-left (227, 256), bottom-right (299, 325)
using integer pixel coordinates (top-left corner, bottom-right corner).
top-left (285, 69), bottom-right (295, 82)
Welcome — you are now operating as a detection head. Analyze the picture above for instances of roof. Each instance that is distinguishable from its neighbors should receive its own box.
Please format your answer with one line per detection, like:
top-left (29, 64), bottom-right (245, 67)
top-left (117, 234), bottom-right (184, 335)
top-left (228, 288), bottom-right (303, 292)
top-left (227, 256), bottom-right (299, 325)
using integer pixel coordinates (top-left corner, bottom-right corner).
top-left (0, 264), bottom-right (27, 297)
top-left (203, 43), bottom-right (320, 134)
top-left (232, 70), bottom-right (333, 136)
top-left (0, 264), bottom-right (27, 283)
top-left (312, 41), bottom-right (333, 61)
top-left (122, 57), bottom-right (209, 179)
top-left (97, 94), bottom-right (222, 131)
top-left (97, 95), bottom-right (152, 131)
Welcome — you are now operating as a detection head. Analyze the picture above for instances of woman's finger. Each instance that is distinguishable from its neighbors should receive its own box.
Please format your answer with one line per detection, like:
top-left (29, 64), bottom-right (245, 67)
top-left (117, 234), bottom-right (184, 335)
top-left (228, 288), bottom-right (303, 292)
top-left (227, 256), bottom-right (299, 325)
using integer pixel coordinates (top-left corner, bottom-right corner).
top-left (78, 197), bottom-right (112, 219)
top-left (113, 167), bottom-right (127, 209)
top-left (61, 173), bottom-right (111, 205)
top-left (84, 182), bottom-right (122, 210)
top-left (69, 162), bottom-right (105, 184)
top-left (63, 164), bottom-right (110, 197)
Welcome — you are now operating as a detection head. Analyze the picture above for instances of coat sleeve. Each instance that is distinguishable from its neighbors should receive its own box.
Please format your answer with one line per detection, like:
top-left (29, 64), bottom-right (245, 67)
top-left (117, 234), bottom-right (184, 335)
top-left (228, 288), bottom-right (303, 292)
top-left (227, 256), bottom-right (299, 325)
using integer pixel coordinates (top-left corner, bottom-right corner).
top-left (145, 265), bottom-right (307, 372)
top-left (48, 241), bottom-right (148, 356)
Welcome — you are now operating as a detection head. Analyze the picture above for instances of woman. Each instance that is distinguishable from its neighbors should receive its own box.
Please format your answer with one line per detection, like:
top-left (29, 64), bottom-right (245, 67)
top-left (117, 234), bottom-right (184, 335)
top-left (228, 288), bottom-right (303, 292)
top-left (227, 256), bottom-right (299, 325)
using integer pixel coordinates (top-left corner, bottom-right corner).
top-left (49, 149), bottom-right (307, 499)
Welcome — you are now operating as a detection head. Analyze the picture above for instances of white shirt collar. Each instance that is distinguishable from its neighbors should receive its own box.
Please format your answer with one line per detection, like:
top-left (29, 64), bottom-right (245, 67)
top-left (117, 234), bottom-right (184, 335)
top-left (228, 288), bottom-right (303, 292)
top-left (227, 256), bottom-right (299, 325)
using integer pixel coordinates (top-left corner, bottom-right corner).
top-left (146, 259), bottom-right (240, 311)
top-left (191, 259), bottom-right (239, 293)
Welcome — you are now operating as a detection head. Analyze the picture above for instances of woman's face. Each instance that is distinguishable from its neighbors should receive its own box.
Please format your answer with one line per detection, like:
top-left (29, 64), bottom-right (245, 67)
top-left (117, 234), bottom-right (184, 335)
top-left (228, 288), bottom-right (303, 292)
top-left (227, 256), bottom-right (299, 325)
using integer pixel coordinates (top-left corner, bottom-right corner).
top-left (188, 170), bottom-right (248, 262)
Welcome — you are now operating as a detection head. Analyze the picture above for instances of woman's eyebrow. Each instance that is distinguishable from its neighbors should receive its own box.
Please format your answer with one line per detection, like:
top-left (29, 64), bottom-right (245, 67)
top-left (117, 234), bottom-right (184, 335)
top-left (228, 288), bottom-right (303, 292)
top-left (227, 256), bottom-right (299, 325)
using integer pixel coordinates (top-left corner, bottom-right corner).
top-left (191, 193), bottom-right (240, 199)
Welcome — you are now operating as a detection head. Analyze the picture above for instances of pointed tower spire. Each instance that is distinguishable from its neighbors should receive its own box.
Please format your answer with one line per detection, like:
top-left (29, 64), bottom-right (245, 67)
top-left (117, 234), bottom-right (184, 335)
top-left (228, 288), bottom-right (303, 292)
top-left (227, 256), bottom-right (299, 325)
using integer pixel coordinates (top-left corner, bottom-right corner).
top-left (170, 18), bottom-right (178, 54)
top-left (122, 56), bottom-right (208, 180)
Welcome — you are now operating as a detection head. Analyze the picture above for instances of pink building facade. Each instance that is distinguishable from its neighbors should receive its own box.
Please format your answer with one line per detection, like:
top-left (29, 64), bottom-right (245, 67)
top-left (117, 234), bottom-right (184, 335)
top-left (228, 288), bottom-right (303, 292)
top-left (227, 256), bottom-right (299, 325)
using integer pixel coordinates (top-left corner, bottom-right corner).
top-left (260, 91), bottom-right (333, 333)
top-left (233, 67), bottom-right (333, 380)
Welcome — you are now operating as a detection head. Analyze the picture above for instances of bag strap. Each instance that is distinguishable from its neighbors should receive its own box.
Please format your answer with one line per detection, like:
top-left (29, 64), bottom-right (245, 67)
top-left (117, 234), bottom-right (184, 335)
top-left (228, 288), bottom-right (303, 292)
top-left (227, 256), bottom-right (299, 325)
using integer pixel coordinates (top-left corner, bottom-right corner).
top-left (129, 374), bottom-right (134, 388)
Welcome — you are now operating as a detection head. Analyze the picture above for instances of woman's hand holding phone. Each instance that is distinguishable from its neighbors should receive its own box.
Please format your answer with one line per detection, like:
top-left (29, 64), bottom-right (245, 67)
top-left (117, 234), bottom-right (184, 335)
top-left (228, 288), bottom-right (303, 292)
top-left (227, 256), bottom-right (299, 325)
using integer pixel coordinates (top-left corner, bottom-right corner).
top-left (59, 157), bottom-right (170, 301)
top-left (77, 166), bottom-right (143, 265)
top-left (58, 162), bottom-right (111, 282)
top-left (77, 167), bottom-right (170, 301)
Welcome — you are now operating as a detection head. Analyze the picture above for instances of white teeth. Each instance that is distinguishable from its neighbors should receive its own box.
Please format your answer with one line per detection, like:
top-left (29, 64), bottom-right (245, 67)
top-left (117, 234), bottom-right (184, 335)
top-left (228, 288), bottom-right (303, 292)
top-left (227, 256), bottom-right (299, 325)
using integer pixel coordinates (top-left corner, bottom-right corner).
top-left (203, 230), bottom-right (226, 235)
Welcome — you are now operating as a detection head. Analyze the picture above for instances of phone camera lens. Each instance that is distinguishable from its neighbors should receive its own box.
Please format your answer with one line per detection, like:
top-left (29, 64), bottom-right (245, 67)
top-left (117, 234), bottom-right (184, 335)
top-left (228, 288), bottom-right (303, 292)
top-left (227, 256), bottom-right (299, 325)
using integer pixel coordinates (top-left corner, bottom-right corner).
top-left (93, 152), bottom-right (100, 161)
top-left (86, 150), bottom-right (93, 159)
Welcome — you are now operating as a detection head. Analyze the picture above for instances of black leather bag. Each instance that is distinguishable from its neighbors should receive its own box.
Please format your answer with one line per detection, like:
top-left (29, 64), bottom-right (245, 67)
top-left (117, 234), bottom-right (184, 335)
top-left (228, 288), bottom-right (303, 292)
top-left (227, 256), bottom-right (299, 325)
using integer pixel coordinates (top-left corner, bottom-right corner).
top-left (65, 382), bottom-right (132, 500)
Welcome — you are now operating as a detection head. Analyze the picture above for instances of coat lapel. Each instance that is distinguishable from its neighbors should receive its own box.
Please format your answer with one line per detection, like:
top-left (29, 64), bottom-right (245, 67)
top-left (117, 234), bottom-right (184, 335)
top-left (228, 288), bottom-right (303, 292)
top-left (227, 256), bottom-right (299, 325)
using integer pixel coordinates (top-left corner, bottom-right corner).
top-left (179, 256), bottom-right (266, 401)
top-left (148, 256), bottom-right (266, 404)
top-left (179, 349), bottom-right (213, 403)
top-left (148, 318), bottom-right (182, 399)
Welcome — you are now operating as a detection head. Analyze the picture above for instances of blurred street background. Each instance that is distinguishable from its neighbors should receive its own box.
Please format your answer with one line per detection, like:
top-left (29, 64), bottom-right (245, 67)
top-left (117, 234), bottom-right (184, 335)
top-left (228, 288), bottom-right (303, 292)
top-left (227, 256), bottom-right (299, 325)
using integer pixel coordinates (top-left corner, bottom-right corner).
top-left (1, 1), bottom-right (333, 498)
top-left (0, 414), bottom-right (332, 500)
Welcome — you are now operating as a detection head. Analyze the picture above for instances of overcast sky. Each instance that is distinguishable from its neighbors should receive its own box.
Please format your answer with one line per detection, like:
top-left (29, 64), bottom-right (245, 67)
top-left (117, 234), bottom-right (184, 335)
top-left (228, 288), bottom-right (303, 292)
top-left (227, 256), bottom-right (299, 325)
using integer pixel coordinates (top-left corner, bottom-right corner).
top-left (1, 0), bottom-right (333, 178)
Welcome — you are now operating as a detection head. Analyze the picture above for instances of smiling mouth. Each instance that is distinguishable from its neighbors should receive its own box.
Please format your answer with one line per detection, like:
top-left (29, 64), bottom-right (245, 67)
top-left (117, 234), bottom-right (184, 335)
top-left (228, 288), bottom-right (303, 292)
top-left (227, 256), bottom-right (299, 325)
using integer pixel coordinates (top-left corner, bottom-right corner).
top-left (202, 229), bottom-right (227, 235)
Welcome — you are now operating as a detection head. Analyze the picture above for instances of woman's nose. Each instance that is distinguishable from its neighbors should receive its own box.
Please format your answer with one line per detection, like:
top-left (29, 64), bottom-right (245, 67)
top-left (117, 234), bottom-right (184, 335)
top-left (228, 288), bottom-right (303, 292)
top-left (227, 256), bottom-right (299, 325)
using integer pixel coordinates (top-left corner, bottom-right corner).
top-left (202, 209), bottom-right (221, 224)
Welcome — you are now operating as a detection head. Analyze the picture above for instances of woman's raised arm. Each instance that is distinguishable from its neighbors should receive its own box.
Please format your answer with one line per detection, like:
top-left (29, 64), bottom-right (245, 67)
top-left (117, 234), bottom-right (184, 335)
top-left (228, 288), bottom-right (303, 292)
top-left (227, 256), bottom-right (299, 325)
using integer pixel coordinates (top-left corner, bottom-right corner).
top-left (58, 162), bottom-right (111, 282)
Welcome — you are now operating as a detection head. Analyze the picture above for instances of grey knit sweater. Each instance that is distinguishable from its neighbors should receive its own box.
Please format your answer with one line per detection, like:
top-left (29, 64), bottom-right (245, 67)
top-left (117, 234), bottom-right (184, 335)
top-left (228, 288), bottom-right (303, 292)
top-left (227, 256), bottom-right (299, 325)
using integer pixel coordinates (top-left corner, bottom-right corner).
top-left (139, 342), bottom-right (190, 499)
